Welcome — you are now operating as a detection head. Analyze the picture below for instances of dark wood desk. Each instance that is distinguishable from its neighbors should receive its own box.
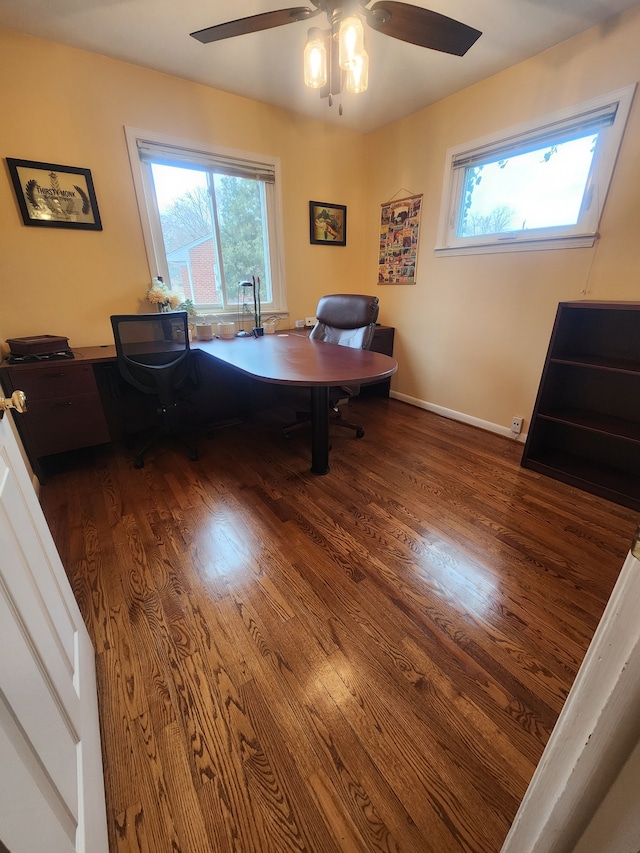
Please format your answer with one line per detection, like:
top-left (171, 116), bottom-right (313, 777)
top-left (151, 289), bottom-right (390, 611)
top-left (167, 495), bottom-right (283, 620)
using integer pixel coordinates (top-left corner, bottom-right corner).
top-left (196, 332), bottom-right (397, 473)
top-left (1, 332), bottom-right (397, 478)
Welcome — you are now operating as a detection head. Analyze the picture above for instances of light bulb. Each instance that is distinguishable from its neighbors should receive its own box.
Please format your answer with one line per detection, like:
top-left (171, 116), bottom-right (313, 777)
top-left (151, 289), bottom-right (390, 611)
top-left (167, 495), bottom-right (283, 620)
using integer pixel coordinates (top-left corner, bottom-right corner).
top-left (346, 50), bottom-right (369, 94)
top-left (304, 29), bottom-right (327, 89)
top-left (338, 15), bottom-right (364, 70)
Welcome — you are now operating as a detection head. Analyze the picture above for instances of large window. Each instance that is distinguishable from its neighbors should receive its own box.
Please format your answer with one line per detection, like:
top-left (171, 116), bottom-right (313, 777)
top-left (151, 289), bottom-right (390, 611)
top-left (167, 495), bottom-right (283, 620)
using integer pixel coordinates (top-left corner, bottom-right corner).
top-left (436, 85), bottom-right (635, 256)
top-left (125, 128), bottom-right (287, 315)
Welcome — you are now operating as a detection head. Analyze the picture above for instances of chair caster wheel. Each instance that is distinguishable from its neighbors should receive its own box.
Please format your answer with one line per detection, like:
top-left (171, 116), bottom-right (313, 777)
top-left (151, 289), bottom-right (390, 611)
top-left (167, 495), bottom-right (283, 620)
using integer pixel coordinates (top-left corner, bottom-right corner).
top-left (133, 458), bottom-right (144, 469)
top-left (189, 450), bottom-right (198, 461)
top-left (356, 428), bottom-right (365, 438)
top-left (283, 431), bottom-right (291, 440)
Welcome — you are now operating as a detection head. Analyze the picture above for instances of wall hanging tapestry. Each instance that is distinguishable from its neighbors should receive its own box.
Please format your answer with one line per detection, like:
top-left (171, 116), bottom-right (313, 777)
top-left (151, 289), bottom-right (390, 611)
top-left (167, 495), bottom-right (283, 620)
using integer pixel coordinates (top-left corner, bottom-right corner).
top-left (378, 193), bottom-right (422, 284)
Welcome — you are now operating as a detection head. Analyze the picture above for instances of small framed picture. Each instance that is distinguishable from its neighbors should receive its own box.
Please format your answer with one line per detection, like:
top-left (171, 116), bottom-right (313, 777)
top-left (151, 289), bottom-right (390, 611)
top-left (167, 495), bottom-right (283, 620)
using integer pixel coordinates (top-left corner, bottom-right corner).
top-left (309, 201), bottom-right (346, 246)
top-left (6, 158), bottom-right (102, 230)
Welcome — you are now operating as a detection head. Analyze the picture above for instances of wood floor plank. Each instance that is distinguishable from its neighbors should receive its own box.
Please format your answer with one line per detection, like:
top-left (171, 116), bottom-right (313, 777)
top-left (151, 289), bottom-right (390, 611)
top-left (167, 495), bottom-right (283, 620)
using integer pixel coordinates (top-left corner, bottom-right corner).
top-left (114, 803), bottom-right (150, 853)
top-left (131, 711), bottom-right (184, 851)
top-left (96, 650), bottom-right (153, 833)
top-left (154, 721), bottom-right (216, 853)
top-left (39, 398), bottom-right (638, 852)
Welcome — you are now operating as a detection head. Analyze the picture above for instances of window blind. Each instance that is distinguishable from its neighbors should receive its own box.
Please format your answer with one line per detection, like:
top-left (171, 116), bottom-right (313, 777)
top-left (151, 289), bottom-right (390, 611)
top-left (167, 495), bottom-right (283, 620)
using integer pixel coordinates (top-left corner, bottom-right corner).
top-left (137, 141), bottom-right (276, 183)
top-left (452, 102), bottom-right (618, 170)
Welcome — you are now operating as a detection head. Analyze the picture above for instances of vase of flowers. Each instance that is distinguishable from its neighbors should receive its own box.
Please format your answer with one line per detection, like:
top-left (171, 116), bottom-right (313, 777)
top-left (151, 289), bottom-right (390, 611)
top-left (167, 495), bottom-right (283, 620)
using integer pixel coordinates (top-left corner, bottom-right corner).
top-left (146, 276), bottom-right (183, 312)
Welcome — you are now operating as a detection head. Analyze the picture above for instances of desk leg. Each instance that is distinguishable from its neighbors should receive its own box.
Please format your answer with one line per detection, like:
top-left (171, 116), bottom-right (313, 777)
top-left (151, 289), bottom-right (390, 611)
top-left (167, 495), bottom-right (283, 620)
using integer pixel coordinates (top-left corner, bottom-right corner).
top-left (310, 386), bottom-right (330, 475)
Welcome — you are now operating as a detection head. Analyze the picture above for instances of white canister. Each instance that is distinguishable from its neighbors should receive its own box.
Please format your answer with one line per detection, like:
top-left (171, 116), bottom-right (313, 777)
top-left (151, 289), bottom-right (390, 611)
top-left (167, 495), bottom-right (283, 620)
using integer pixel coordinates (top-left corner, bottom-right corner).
top-left (195, 323), bottom-right (214, 341)
top-left (217, 322), bottom-right (235, 339)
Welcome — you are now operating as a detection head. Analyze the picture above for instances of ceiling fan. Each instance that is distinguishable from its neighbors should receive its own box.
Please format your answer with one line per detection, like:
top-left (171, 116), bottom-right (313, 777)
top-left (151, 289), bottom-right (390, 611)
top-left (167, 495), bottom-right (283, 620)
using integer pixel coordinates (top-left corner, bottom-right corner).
top-left (190, 1), bottom-right (481, 107)
top-left (190, 1), bottom-right (481, 57)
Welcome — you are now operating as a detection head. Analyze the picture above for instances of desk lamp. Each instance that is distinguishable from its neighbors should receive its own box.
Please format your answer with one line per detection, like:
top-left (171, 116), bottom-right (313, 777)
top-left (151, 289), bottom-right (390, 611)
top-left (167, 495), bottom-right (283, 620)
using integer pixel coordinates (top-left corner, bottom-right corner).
top-left (236, 280), bottom-right (254, 336)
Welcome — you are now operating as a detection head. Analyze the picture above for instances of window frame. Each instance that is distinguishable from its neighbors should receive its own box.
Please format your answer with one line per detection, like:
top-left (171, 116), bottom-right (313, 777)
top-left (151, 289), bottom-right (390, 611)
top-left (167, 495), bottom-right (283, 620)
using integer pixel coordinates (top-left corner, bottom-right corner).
top-left (435, 84), bottom-right (636, 257)
top-left (124, 126), bottom-right (288, 316)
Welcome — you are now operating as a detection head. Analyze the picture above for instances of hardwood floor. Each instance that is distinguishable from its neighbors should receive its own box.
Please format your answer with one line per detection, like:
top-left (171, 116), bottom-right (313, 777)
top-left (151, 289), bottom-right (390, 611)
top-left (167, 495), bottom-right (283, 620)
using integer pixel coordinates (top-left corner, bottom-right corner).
top-left (40, 397), bottom-right (637, 852)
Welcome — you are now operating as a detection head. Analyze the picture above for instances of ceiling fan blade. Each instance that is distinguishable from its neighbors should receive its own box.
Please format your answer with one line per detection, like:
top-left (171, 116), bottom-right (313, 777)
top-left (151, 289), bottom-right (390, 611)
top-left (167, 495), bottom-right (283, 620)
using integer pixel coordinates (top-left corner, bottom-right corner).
top-left (190, 7), bottom-right (317, 44)
top-left (367, 2), bottom-right (481, 56)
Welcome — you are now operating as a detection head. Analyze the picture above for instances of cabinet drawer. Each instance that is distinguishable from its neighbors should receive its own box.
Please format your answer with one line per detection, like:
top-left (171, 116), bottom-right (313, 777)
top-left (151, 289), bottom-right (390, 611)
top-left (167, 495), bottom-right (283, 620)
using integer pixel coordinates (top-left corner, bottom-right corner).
top-left (361, 327), bottom-right (395, 397)
top-left (24, 393), bottom-right (111, 456)
top-left (8, 363), bottom-right (99, 400)
top-left (371, 327), bottom-right (395, 357)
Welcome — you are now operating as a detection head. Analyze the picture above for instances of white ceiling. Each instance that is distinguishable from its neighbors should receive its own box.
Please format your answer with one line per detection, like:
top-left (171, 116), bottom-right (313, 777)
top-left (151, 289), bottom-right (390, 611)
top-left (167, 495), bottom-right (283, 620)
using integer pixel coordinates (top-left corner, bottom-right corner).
top-left (0, 0), bottom-right (637, 133)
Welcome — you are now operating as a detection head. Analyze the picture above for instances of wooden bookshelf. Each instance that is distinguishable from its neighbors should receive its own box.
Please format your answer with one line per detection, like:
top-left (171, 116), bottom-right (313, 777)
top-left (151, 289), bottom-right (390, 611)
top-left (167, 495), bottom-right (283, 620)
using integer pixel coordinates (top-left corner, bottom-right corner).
top-left (521, 301), bottom-right (640, 511)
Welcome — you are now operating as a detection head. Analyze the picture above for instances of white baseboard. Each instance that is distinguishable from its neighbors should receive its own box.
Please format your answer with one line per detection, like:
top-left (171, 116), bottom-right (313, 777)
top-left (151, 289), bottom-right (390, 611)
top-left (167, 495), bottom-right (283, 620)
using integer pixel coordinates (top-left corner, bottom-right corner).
top-left (389, 390), bottom-right (528, 444)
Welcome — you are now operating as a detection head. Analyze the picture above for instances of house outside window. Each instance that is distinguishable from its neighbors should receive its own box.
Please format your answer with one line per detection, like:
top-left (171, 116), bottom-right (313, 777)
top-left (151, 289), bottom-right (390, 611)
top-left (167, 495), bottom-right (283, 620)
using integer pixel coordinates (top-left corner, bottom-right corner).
top-left (435, 84), bottom-right (635, 256)
top-left (125, 127), bottom-right (287, 316)
top-left (167, 236), bottom-right (220, 305)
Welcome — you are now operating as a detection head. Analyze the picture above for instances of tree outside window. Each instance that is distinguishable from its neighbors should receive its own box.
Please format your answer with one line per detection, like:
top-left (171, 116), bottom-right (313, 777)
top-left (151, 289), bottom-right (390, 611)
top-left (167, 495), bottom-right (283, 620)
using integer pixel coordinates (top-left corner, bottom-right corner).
top-left (152, 165), bottom-right (270, 311)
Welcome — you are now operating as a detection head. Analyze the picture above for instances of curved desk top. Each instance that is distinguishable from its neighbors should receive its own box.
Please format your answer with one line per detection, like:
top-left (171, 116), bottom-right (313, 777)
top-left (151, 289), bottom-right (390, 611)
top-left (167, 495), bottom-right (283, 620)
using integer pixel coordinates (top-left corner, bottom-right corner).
top-left (196, 331), bottom-right (397, 475)
top-left (13, 331), bottom-right (398, 389)
top-left (194, 332), bottom-right (398, 387)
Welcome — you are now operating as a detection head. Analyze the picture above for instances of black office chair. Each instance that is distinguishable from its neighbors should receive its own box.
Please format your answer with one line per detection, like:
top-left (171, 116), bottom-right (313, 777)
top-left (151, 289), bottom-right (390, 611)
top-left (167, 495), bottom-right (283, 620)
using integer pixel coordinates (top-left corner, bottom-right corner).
top-left (283, 293), bottom-right (379, 439)
top-left (110, 311), bottom-right (199, 468)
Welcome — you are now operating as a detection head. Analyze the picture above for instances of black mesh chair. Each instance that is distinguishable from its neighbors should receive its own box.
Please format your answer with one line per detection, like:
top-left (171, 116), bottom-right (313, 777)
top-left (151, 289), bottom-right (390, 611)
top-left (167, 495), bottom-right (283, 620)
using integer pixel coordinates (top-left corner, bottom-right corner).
top-left (110, 312), bottom-right (199, 468)
top-left (284, 293), bottom-right (379, 439)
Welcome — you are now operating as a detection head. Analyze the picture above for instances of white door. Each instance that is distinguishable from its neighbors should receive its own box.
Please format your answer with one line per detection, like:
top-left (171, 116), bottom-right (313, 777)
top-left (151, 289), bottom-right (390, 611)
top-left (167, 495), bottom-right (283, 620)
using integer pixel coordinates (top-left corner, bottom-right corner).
top-left (501, 544), bottom-right (640, 852)
top-left (0, 407), bottom-right (108, 852)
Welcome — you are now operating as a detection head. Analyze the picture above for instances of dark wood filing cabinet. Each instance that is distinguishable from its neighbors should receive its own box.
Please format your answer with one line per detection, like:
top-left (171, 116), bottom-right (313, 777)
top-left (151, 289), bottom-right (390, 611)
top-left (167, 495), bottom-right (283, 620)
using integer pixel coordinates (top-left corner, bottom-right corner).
top-left (364, 325), bottom-right (395, 396)
top-left (0, 358), bottom-right (111, 478)
top-left (521, 301), bottom-right (640, 511)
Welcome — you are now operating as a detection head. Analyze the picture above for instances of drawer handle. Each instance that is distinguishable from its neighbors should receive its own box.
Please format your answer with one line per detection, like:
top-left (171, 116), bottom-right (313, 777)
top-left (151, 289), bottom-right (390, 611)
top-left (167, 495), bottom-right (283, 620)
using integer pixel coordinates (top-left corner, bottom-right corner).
top-left (50, 401), bottom-right (74, 408)
top-left (44, 372), bottom-right (68, 378)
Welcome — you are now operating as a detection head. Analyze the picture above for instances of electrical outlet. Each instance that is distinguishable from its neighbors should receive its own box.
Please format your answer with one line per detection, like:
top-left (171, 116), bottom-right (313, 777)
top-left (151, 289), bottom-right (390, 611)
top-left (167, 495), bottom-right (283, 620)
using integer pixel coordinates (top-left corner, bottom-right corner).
top-left (305, 316), bottom-right (317, 327)
top-left (511, 416), bottom-right (523, 434)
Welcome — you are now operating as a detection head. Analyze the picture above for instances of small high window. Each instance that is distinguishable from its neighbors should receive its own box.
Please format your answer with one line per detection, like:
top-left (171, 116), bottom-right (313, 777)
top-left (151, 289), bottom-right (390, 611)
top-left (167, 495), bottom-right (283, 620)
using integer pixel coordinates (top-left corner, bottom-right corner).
top-left (436, 85), bottom-right (635, 256)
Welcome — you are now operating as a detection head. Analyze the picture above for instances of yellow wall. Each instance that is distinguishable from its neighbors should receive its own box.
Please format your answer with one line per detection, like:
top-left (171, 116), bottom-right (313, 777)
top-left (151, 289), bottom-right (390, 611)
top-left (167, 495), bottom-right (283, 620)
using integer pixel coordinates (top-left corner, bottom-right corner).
top-left (364, 5), bottom-right (640, 432)
top-left (0, 28), bottom-right (366, 348)
top-left (2, 7), bottom-right (640, 435)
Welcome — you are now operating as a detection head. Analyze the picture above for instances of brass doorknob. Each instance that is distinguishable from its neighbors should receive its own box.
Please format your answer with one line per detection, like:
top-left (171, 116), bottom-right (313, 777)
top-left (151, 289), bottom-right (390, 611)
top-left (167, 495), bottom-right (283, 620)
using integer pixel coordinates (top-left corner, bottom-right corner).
top-left (0, 390), bottom-right (27, 416)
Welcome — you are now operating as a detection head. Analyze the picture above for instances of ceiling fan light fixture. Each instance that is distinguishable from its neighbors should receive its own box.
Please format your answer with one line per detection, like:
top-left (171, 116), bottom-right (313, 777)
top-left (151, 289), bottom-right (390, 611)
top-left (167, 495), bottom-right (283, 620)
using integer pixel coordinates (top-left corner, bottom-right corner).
top-left (191, 3), bottom-right (482, 108)
top-left (304, 27), bottom-right (328, 89)
top-left (338, 15), bottom-right (365, 71)
top-left (345, 48), bottom-right (369, 94)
